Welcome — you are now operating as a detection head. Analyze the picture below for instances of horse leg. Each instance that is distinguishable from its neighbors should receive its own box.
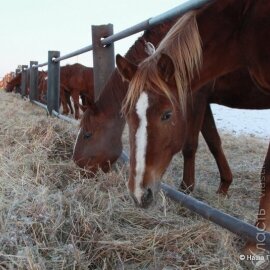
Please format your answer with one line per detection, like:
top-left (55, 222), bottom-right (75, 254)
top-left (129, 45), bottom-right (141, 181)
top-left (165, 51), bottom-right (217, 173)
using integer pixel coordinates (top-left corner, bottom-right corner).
top-left (201, 105), bottom-right (233, 195)
top-left (244, 142), bottom-right (270, 254)
top-left (71, 91), bottom-right (80, 119)
top-left (180, 97), bottom-right (207, 193)
top-left (65, 91), bottom-right (74, 115)
top-left (60, 87), bottom-right (69, 115)
top-left (81, 94), bottom-right (86, 106)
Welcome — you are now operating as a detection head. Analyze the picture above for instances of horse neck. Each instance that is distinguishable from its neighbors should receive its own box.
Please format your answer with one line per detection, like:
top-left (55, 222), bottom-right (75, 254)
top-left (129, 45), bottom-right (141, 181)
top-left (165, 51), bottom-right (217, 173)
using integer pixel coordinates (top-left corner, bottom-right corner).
top-left (97, 20), bottom-right (176, 116)
top-left (191, 0), bottom-right (250, 91)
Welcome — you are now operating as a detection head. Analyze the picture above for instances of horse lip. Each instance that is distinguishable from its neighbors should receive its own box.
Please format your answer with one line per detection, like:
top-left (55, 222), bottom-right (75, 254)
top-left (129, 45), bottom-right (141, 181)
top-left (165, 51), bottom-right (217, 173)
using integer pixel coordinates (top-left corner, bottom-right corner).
top-left (129, 188), bottom-right (155, 209)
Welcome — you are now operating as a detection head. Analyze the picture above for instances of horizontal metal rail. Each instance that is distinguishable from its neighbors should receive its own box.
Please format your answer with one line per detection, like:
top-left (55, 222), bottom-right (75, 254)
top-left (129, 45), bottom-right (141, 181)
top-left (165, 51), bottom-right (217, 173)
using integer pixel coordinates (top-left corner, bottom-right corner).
top-left (161, 183), bottom-right (270, 249)
top-left (52, 110), bottom-right (79, 125)
top-left (149, 0), bottom-right (213, 26)
top-left (53, 45), bottom-right (93, 63)
top-left (31, 100), bottom-right (48, 111)
top-left (35, 62), bottom-right (48, 68)
top-left (101, 0), bottom-right (212, 46)
top-left (31, 101), bottom-right (79, 125)
top-left (101, 20), bottom-right (150, 45)
top-left (30, 62), bottom-right (49, 69)
top-left (31, 0), bottom-right (212, 67)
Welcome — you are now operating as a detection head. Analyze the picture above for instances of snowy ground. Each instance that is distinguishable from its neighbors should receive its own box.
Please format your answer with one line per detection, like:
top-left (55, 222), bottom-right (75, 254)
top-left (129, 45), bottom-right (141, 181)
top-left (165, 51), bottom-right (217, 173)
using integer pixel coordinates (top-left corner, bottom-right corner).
top-left (211, 104), bottom-right (270, 141)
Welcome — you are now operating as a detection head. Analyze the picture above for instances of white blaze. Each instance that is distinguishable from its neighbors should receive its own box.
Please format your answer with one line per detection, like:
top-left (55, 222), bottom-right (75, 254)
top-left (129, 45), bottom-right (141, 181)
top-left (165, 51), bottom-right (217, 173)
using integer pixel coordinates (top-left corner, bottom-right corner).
top-left (134, 92), bottom-right (149, 203)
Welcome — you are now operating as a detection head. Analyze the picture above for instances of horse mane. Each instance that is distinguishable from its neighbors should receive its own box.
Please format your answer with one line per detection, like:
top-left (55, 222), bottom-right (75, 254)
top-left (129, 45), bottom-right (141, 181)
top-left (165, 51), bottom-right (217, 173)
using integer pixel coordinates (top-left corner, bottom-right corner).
top-left (123, 11), bottom-right (202, 115)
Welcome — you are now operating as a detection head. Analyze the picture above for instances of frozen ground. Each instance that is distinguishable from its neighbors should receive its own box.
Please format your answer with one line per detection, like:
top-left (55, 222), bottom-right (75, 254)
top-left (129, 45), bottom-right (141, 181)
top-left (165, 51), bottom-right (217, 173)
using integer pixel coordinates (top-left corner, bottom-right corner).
top-left (211, 104), bottom-right (270, 141)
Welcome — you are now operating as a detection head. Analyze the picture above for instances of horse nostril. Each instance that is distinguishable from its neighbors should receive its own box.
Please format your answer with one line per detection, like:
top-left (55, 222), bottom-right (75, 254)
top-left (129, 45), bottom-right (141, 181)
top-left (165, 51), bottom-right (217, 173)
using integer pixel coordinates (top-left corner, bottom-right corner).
top-left (141, 188), bottom-right (153, 208)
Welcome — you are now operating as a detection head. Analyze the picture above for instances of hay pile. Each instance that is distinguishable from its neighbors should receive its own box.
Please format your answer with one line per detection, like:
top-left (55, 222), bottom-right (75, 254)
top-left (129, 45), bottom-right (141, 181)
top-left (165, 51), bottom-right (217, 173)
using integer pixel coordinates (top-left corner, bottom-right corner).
top-left (0, 90), bottom-right (269, 269)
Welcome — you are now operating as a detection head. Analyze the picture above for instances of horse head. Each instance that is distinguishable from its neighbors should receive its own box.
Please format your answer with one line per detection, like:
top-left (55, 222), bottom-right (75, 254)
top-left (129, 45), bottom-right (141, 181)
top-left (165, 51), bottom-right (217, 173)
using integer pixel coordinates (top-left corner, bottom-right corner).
top-left (73, 99), bottom-right (124, 173)
top-left (116, 53), bottom-right (187, 207)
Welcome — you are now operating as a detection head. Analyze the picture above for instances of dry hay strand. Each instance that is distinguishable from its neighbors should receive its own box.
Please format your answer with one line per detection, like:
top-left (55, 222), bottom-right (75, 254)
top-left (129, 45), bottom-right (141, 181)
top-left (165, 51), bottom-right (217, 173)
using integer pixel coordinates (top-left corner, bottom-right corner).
top-left (0, 90), bottom-right (269, 269)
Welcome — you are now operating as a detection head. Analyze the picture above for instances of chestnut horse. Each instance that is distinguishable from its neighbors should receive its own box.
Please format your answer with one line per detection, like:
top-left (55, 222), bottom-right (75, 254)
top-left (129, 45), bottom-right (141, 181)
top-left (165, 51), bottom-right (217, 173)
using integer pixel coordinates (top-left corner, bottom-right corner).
top-left (37, 71), bottom-right (48, 103)
top-left (38, 64), bottom-right (93, 118)
top-left (0, 72), bottom-right (14, 89)
top-left (38, 70), bottom-right (74, 112)
top-left (116, 1), bottom-right (270, 254)
top-left (73, 21), bottom-right (176, 172)
top-left (6, 71), bottom-right (50, 103)
top-left (60, 64), bottom-right (94, 119)
top-left (5, 73), bottom-right (22, 93)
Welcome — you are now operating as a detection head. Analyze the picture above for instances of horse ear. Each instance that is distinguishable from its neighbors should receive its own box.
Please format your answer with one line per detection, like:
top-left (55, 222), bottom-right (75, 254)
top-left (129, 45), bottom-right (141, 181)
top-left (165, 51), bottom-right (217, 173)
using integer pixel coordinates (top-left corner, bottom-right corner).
top-left (157, 53), bottom-right (175, 83)
top-left (116, 54), bottom-right (137, 82)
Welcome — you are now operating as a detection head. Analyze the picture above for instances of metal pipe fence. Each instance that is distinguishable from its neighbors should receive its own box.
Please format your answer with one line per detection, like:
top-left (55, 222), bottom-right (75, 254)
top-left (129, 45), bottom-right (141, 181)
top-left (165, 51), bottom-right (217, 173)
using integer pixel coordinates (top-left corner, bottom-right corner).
top-left (161, 183), bottom-right (270, 250)
top-left (23, 0), bottom-right (213, 117)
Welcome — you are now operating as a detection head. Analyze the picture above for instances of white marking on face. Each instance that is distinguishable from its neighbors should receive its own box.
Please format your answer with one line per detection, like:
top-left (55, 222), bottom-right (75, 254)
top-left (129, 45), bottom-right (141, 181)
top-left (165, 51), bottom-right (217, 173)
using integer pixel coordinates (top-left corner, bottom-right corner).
top-left (73, 128), bottom-right (81, 156)
top-left (134, 92), bottom-right (149, 203)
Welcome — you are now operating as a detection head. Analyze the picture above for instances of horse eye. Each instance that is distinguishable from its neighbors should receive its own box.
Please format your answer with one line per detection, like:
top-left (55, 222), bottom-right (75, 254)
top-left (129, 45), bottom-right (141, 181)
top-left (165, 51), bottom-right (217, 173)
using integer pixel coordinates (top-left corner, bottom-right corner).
top-left (161, 111), bottom-right (172, 121)
top-left (83, 132), bottom-right (92, 139)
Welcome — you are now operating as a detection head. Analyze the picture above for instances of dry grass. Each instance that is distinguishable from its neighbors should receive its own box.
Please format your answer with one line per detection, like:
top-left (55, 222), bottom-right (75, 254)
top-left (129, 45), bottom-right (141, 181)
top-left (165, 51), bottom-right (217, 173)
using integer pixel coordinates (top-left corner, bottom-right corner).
top-left (0, 90), bottom-right (269, 269)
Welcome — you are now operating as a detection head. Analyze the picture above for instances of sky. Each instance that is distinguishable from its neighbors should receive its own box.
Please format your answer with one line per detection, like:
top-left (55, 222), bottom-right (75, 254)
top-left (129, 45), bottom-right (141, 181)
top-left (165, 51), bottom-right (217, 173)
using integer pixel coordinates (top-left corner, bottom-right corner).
top-left (0, 0), bottom-right (186, 78)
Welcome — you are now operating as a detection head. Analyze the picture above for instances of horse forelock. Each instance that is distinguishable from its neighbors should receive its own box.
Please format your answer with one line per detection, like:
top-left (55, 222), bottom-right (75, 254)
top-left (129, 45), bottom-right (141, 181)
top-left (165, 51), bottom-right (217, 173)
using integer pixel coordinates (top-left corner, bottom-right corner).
top-left (123, 11), bottom-right (202, 116)
top-left (122, 59), bottom-right (175, 115)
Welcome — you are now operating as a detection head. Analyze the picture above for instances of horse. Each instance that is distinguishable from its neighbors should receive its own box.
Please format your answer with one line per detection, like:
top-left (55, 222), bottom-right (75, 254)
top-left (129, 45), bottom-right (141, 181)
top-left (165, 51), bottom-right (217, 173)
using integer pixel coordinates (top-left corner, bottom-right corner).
top-left (116, 0), bottom-right (270, 254)
top-left (0, 72), bottom-right (14, 89)
top-left (73, 21), bottom-right (176, 172)
top-left (37, 71), bottom-right (48, 103)
top-left (5, 73), bottom-right (22, 92)
top-left (37, 70), bottom-right (74, 112)
top-left (38, 64), bottom-right (92, 118)
top-left (6, 71), bottom-right (49, 100)
top-left (60, 64), bottom-right (94, 119)
top-left (73, 10), bottom-right (265, 193)
top-left (178, 68), bottom-right (270, 194)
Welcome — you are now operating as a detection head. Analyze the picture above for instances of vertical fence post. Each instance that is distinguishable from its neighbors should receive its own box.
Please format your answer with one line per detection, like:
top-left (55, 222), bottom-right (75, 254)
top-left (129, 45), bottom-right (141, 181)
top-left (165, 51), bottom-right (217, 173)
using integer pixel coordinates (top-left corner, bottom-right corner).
top-left (47, 51), bottom-right (60, 115)
top-left (29, 61), bottom-right (38, 102)
top-left (21, 65), bottom-right (28, 97)
top-left (92, 24), bottom-right (115, 101)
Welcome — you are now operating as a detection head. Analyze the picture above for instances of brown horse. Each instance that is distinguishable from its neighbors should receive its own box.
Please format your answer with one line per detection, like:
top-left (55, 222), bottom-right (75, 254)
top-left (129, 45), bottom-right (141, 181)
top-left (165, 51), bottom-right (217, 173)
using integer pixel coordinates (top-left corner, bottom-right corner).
top-left (38, 64), bottom-right (92, 118)
top-left (60, 64), bottom-right (94, 119)
top-left (37, 71), bottom-right (48, 103)
top-left (0, 72), bottom-right (15, 89)
top-left (5, 73), bottom-right (22, 92)
top-left (73, 22), bottom-right (175, 171)
top-left (179, 68), bottom-right (270, 195)
top-left (116, 1), bottom-right (270, 254)
top-left (6, 71), bottom-right (49, 102)
top-left (38, 71), bottom-right (74, 112)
